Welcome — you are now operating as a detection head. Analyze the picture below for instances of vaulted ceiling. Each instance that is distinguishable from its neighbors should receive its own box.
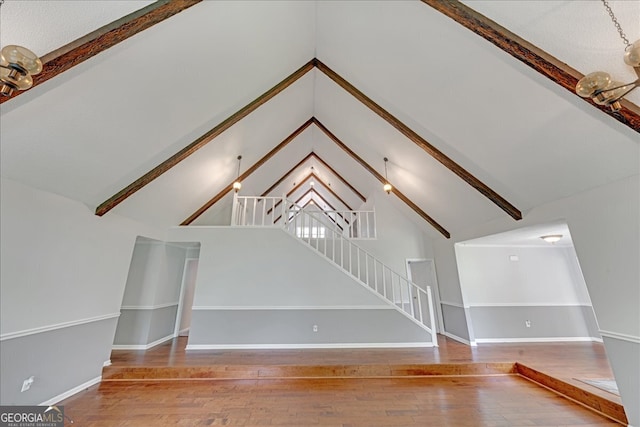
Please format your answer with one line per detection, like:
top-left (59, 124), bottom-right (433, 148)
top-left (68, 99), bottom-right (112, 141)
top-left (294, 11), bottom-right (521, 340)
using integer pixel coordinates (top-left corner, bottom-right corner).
top-left (1, 1), bottom-right (638, 240)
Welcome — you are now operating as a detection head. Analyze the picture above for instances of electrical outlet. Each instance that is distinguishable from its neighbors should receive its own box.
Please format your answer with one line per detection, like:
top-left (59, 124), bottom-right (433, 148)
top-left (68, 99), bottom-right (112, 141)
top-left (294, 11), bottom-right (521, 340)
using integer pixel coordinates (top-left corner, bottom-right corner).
top-left (313, 325), bottom-right (318, 332)
top-left (21, 376), bottom-right (34, 392)
top-left (525, 320), bottom-right (531, 328)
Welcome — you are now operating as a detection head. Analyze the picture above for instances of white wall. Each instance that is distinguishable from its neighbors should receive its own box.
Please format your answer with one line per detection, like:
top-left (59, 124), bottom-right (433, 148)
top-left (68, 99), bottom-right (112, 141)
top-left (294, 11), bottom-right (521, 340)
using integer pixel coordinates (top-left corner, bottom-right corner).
top-left (121, 238), bottom-right (188, 307)
top-left (169, 227), bottom-right (385, 308)
top-left (168, 226), bottom-right (432, 347)
top-left (455, 245), bottom-right (591, 306)
top-left (0, 177), bottom-right (165, 404)
top-left (357, 191), bottom-right (435, 276)
top-left (433, 174), bottom-right (639, 425)
top-left (0, 177), bottom-right (165, 335)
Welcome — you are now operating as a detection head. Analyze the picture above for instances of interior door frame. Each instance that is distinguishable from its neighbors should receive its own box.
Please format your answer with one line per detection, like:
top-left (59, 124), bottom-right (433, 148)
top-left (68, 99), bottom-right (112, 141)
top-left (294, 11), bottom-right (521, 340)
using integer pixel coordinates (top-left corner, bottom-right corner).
top-left (406, 258), bottom-right (445, 333)
top-left (174, 257), bottom-right (199, 337)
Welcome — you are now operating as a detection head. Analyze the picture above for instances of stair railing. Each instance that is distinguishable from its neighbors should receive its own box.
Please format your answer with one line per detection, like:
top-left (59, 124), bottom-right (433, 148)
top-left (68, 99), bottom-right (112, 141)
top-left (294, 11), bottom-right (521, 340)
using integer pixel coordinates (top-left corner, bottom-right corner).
top-left (231, 195), bottom-right (437, 345)
top-left (284, 203), bottom-right (437, 344)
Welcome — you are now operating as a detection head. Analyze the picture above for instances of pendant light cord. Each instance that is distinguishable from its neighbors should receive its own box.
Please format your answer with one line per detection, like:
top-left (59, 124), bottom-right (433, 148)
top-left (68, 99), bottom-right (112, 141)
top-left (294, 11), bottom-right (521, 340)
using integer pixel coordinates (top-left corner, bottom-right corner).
top-left (601, 0), bottom-right (633, 49)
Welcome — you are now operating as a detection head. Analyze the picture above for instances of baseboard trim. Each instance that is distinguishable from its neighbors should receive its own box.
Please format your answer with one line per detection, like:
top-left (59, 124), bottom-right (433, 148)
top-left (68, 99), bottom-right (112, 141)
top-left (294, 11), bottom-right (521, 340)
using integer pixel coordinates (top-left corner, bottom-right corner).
top-left (39, 375), bottom-right (102, 406)
top-left (474, 337), bottom-right (602, 344)
top-left (600, 330), bottom-right (640, 344)
top-left (121, 303), bottom-right (179, 310)
top-left (1, 313), bottom-right (120, 341)
top-left (103, 360), bottom-right (112, 367)
top-left (112, 334), bottom-right (174, 350)
top-left (442, 331), bottom-right (472, 345)
top-left (186, 342), bottom-right (433, 350)
top-left (466, 303), bottom-right (593, 307)
top-left (192, 305), bottom-right (393, 311)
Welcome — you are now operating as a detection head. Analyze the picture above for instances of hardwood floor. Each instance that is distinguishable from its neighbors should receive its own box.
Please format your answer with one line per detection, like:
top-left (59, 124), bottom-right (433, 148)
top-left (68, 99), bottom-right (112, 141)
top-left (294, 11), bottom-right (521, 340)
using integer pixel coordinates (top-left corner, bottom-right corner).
top-left (59, 336), bottom-right (625, 426)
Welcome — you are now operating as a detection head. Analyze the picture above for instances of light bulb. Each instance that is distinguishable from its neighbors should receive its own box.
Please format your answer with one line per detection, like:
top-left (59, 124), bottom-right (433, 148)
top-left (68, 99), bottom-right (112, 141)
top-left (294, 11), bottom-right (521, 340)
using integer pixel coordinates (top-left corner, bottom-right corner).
top-left (0, 45), bottom-right (42, 74)
top-left (624, 39), bottom-right (640, 67)
top-left (576, 72), bottom-right (611, 98)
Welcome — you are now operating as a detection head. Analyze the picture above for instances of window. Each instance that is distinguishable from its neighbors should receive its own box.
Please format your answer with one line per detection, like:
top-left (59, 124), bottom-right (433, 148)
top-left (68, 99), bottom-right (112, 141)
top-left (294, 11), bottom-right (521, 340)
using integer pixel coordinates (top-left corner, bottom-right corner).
top-left (296, 226), bottom-right (325, 239)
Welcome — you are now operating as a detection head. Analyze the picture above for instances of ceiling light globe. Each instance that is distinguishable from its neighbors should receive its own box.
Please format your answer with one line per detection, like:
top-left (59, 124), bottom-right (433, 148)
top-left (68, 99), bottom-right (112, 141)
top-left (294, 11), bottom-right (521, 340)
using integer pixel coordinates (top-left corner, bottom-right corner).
top-left (383, 183), bottom-right (392, 194)
top-left (232, 181), bottom-right (242, 192)
top-left (540, 234), bottom-right (562, 244)
top-left (576, 71), bottom-right (611, 98)
top-left (624, 40), bottom-right (640, 67)
top-left (1, 45), bottom-right (43, 75)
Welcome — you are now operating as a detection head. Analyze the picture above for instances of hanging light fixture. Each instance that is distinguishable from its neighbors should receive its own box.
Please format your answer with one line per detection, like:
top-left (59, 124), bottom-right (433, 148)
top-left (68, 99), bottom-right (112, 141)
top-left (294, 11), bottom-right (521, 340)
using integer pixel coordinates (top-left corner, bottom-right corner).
top-left (232, 155), bottom-right (242, 192)
top-left (383, 157), bottom-right (392, 194)
top-left (575, 0), bottom-right (640, 112)
top-left (0, 45), bottom-right (43, 97)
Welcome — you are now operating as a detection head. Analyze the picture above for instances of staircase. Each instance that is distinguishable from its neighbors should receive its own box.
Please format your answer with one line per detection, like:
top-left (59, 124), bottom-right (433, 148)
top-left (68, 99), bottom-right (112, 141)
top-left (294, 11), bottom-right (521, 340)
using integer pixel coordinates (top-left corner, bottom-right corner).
top-left (232, 194), bottom-right (438, 346)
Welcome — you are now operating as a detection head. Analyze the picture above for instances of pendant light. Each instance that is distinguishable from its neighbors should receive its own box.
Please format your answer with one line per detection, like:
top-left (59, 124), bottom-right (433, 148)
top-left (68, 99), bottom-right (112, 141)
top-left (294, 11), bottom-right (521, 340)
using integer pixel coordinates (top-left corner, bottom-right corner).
top-left (232, 155), bottom-right (242, 192)
top-left (383, 157), bottom-right (392, 194)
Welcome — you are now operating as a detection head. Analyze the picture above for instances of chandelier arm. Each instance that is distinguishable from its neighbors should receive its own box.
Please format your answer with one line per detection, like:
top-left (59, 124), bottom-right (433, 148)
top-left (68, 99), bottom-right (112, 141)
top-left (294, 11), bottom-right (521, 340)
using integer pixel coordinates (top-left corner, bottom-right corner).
top-left (600, 80), bottom-right (640, 94)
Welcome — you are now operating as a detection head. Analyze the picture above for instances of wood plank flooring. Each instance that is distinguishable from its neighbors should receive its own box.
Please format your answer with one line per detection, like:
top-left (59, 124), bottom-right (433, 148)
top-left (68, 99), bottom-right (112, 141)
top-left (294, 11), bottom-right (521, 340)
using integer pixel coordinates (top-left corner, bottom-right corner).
top-left (58, 336), bottom-right (625, 426)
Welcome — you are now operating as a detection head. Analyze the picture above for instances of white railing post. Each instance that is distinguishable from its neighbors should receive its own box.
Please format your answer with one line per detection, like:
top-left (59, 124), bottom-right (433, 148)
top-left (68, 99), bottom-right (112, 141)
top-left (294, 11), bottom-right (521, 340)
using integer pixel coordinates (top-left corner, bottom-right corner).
top-left (372, 207), bottom-right (376, 239)
top-left (281, 195), bottom-right (287, 227)
top-left (416, 288), bottom-right (424, 324)
top-left (231, 192), bottom-right (239, 226)
top-left (427, 286), bottom-right (438, 347)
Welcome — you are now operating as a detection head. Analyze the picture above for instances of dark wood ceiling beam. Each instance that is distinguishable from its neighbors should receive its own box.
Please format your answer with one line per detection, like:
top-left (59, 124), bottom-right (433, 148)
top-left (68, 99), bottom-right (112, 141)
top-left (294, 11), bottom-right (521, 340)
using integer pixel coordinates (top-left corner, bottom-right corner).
top-left (260, 153), bottom-right (315, 197)
top-left (261, 152), bottom-right (366, 203)
top-left (313, 118), bottom-right (450, 239)
top-left (273, 190), bottom-right (326, 224)
top-left (0, 0), bottom-right (203, 104)
top-left (289, 173), bottom-right (353, 211)
top-left (311, 154), bottom-right (367, 202)
top-left (180, 118), bottom-right (313, 225)
top-left (422, 0), bottom-right (640, 133)
top-left (96, 59), bottom-right (315, 216)
top-left (268, 172), bottom-right (351, 214)
top-left (297, 188), bottom-right (337, 211)
top-left (275, 192), bottom-right (342, 227)
top-left (314, 59), bottom-right (522, 221)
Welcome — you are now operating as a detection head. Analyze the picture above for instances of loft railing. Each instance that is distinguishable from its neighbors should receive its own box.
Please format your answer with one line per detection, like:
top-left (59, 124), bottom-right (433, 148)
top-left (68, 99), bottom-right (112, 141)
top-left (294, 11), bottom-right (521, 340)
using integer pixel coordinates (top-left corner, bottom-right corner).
top-left (231, 195), bottom-right (437, 344)
top-left (231, 195), bottom-right (284, 226)
top-left (321, 209), bottom-right (376, 239)
top-left (232, 194), bottom-right (376, 239)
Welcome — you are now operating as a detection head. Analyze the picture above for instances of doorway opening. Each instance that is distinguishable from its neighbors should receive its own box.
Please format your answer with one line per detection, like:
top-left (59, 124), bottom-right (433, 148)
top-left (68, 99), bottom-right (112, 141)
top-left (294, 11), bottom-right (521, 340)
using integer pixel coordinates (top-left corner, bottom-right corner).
top-left (406, 259), bottom-right (445, 334)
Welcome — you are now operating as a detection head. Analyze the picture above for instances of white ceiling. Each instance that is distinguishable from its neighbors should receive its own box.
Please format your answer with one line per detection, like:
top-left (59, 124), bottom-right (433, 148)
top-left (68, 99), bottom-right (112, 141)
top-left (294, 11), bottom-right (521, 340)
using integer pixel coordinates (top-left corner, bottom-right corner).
top-left (460, 0), bottom-right (640, 105)
top-left (0, 1), bottom-right (156, 57)
top-left (458, 221), bottom-right (573, 248)
top-left (0, 1), bottom-right (637, 239)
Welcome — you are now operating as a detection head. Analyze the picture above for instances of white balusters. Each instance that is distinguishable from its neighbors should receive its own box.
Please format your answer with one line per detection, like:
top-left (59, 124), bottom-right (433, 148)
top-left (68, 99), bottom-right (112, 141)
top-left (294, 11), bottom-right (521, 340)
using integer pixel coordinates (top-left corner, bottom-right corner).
top-left (230, 195), bottom-right (437, 343)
